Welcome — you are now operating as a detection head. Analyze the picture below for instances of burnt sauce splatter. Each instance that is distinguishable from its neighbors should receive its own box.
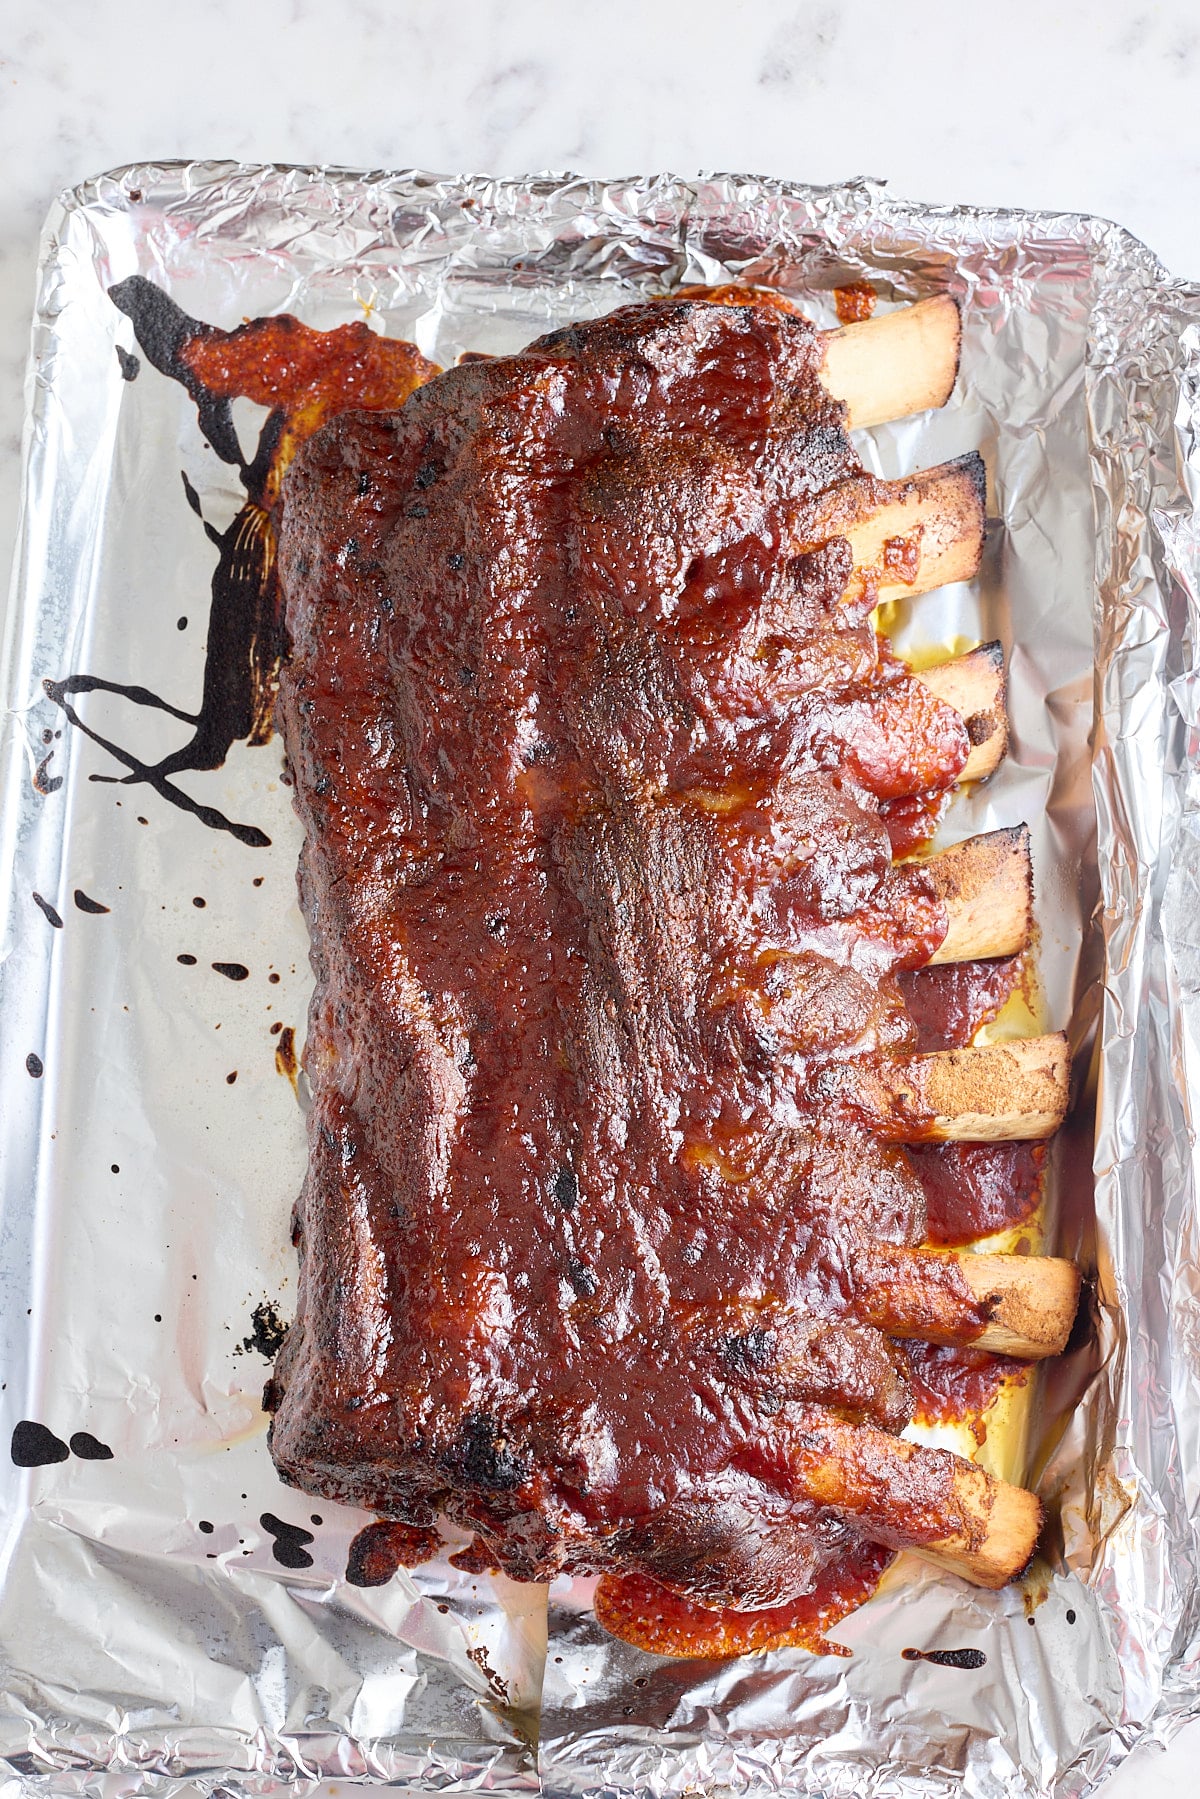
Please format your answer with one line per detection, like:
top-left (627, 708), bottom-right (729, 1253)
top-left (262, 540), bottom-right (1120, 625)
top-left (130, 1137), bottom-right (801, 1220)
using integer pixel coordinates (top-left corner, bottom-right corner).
top-left (11, 1421), bottom-right (70, 1466)
top-left (260, 1511), bottom-right (314, 1569)
top-left (69, 1431), bottom-right (114, 1461)
top-left (31, 891), bottom-right (63, 928)
top-left (33, 750), bottom-right (62, 794)
top-left (901, 1646), bottom-right (987, 1670)
top-left (241, 1300), bottom-right (288, 1359)
top-left (212, 961), bottom-right (250, 981)
top-left (274, 1024), bottom-right (298, 1086)
top-left (43, 674), bottom-right (270, 850)
top-left (73, 889), bottom-right (111, 914)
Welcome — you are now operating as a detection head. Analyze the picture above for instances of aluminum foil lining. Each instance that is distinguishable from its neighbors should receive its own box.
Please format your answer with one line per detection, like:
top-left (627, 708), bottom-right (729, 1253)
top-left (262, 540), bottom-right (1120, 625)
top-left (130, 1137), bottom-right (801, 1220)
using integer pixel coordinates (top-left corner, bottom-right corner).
top-left (0, 164), bottom-right (1197, 1799)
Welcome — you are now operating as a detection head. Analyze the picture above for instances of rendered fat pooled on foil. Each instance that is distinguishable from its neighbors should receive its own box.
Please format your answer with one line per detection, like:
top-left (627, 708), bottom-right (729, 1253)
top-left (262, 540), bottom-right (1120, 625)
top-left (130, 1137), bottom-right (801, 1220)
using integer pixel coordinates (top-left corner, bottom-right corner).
top-left (0, 164), bottom-right (1198, 1799)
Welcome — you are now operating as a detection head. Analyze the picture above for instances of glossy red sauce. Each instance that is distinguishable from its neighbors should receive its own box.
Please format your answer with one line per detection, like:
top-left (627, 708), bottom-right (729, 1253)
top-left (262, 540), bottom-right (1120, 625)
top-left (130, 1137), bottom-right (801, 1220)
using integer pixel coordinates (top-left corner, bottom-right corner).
top-left (897, 956), bottom-right (1022, 1052)
top-left (880, 789), bottom-right (954, 857)
top-left (256, 295), bottom-right (1045, 1654)
top-left (834, 283), bottom-right (878, 324)
top-left (904, 1342), bottom-right (1027, 1443)
top-left (180, 314), bottom-right (437, 505)
top-left (673, 282), bottom-right (801, 313)
top-left (594, 1539), bottom-right (895, 1658)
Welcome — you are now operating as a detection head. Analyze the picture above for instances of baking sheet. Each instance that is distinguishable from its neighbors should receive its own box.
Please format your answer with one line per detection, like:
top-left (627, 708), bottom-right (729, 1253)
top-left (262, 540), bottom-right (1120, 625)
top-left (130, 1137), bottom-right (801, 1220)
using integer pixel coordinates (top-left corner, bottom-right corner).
top-left (0, 165), bottom-right (1198, 1799)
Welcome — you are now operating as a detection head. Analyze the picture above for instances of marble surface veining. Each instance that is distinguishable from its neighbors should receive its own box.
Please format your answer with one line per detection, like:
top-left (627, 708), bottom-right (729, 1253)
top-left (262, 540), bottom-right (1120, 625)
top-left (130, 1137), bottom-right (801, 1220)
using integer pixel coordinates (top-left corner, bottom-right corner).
top-left (3, 0), bottom-right (1200, 1793)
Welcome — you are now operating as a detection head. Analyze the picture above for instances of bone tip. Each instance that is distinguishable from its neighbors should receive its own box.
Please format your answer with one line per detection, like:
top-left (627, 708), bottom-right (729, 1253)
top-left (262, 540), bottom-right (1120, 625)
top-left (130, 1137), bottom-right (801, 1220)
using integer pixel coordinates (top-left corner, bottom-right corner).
top-left (963, 1253), bottom-right (1083, 1358)
top-left (918, 1474), bottom-right (1043, 1589)
top-left (924, 292), bottom-right (964, 389)
top-left (1048, 1260), bottom-right (1085, 1352)
top-left (974, 1480), bottom-right (1043, 1588)
top-left (953, 450), bottom-right (988, 512)
top-left (944, 291), bottom-right (964, 349)
top-left (974, 820), bottom-right (1029, 859)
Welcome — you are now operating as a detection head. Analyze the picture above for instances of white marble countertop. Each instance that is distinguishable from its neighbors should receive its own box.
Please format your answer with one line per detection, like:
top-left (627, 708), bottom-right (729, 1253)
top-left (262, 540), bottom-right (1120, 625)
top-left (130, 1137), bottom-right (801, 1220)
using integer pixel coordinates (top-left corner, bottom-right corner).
top-left (3, 0), bottom-right (1199, 1792)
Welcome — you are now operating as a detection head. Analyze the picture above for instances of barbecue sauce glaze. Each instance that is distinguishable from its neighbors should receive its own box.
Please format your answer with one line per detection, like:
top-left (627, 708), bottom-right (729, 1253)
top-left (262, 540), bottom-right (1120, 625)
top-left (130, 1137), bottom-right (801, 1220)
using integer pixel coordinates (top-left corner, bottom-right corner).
top-left (266, 296), bottom-right (1035, 1654)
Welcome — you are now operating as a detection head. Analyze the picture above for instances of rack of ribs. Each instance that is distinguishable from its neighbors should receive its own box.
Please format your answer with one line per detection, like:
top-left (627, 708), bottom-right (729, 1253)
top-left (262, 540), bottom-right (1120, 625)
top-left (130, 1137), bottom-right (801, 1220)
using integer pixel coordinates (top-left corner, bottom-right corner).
top-left (267, 292), bottom-right (1080, 1626)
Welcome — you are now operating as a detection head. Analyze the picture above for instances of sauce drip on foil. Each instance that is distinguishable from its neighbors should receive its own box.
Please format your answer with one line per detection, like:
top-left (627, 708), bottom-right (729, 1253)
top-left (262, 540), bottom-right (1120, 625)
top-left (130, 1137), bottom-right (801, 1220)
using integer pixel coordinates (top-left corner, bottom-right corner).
top-left (43, 278), bottom-right (438, 844)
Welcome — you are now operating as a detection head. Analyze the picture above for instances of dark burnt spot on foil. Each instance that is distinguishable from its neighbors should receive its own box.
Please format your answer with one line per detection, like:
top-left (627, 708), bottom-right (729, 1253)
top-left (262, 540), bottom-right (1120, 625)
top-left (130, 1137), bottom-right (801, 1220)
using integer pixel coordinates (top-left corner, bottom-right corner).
top-left (69, 1431), bottom-right (114, 1461)
top-left (11, 1421), bottom-right (69, 1467)
top-left (198, 1519), bottom-right (214, 1534)
top-left (43, 675), bottom-right (271, 850)
top-left (260, 1512), bottom-right (315, 1569)
top-left (177, 953), bottom-right (197, 965)
top-left (193, 896), bottom-right (206, 908)
top-left (115, 344), bottom-right (140, 381)
top-left (31, 892), bottom-right (63, 928)
top-left (1066, 1607), bottom-right (1077, 1624)
top-left (33, 751), bottom-right (62, 795)
top-left (212, 962), bottom-right (249, 981)
top-left (240, 1300), bottom-right (289, 1360)
top-left (901, 1646), bottom-right (987, 1669)
top-left (275, 1026), bottom-right (298, 1087)
top-left (466, 1642), bottom-right (509, 1704)
top-left (26, 1053), bottom-right (43, 1079)
top-left (180, 472), bottom-right (203, 517)
top-left (74, 889), bottom-right (110, 914)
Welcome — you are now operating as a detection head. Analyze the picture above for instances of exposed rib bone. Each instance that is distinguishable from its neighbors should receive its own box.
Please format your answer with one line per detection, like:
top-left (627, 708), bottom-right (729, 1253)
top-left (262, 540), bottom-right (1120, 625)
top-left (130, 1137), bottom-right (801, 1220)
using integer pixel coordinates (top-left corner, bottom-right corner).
top-left (823, 1034), bottom-right (1070, 1141)
top-left (887, 1035), bottom-right (1070, 1141)
top-left (855, 1244), bottom-right (1081, 1359)
top-left (802, 454), bottom-right (986, 604)
top-left (777, 1417), bottom-right (1041, 1588)
top-left (911, 642), bottom-right (1008, 782)
top-left (921, 826), bottom-right (1032, 965)
top-left (819, 295), bottom-right (963, 430)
